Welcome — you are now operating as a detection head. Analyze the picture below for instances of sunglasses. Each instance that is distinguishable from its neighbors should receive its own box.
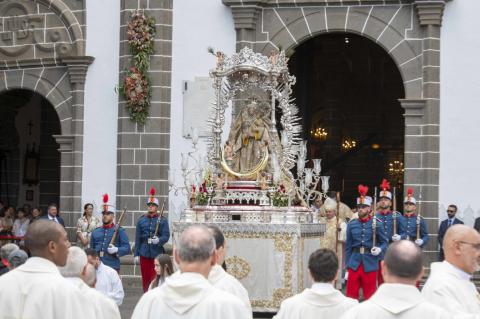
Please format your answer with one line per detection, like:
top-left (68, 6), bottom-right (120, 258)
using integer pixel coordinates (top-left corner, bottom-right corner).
top-left (458, 241), bottom-right (480, 251)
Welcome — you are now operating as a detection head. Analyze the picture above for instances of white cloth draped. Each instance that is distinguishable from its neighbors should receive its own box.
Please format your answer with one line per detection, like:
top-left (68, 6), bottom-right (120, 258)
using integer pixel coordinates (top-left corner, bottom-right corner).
top-left (95, 262), bottom-right (125, 306)
top-left (273, 283), bottom-right (357, 319)
top-left (0, 257), bottom-right (96, 319)
top-left (66, 277), bottom-right (121, 319)
top-left (208, 264), bottom-right (252, 312)
top-left (422, 261), bottom-right (480, 318)
top-left (341, 283), bottom-right (447, 319)
top-left (132, 271), bottom-right (252, 319)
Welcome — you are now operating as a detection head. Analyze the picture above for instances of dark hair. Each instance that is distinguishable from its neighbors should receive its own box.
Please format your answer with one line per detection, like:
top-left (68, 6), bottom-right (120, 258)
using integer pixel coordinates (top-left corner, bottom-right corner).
top-left (47, 203), bottom-right (60, 217)
top-left (384, 241), bottom-right (423, 279)
top-left (85, 248), bottom-right (98, 258)
top-left (83, 203), bottom-right (93, 216)
top-left (150, 254), bottom-right (173, 289)
top-left (207, 225), bottom-right (225, 249)
top-left (308, 249), bottom-right (338, 283)
top-left (448, 204), bottom-right (458, 212)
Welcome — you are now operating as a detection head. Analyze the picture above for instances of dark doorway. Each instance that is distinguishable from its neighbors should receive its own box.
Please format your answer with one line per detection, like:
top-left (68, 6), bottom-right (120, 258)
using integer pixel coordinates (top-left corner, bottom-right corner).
top-left (0, 89), bottom-right (60, 211)
top-left (289, 33), bottom-right (405, 207)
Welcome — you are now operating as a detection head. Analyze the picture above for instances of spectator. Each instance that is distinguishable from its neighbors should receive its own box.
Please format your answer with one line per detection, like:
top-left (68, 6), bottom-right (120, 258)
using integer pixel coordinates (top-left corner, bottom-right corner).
top-left (438, 204), bottom-right (463, 261)
top-left (0, 206), bottom-right (14, 235)
top-left (59, 246), bottom-right (120, 319)
top-left (86, 248), bottom-right (125, 306)
top-left (40, 203), bottom-right (65, 227)
top-left (131, 225), bottom-right (251, 319)
top-left (76, 203), bottom-right (100, 249)
top-left (0, 243), bottom-right (19, 276)
top-left (274, 249), bottom-right (357, 319)
top-left (0, 220), bottom-right (95, 318)
top-left (342, 241), bottom-right (446, 319)
top-left (207, 225), bottom-right (251, 312)
top-left (148, 254), bottom-right (173, 290)
top-left (30, 207), bottom-right (42, 223)
top-left (7, 249), bottom-right (28, 269)
top-left (12, 208), bottom-right (30, 244)
top-left (422, 225), bottom-right (480, 317)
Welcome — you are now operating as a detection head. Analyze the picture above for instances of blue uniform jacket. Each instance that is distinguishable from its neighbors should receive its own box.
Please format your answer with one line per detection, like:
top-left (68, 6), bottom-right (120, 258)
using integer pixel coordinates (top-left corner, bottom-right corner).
top-left (404, 214), bottom-right (429, 248)
top-left (345, 216), bottom-right (388, 273)
top-left (134, 215), bottom-right (170, 259)
top-left (375, 211), bottom-right (407, 259)
top-left (90, 225), bottom-right (131, 270)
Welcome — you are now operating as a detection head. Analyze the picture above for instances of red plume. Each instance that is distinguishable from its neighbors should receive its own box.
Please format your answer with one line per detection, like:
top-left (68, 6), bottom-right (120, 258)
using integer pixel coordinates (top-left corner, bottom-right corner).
top-left (358, 185), bottom-right (368, 196)
top-left (407, 188), bottom-right (414, 196)
top-left (380, 179), bottom-right (390, 191)
top-left (149, 187), bottom-right (156, 196)
top-left (103, 194), bottom-right (108, 204)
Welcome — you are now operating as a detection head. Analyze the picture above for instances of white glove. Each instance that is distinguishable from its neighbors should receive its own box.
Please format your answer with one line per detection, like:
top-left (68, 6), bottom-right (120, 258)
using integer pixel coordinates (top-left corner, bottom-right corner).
top-left (134, 256), bottom-right (140, 264)
top-left (151, 236), bottom-right (160, 245)
top-left (371, 247), bottom-right (382, 256)
top-left (415, 239), bottom-right (424, 246)
top-left (107, 244), bottom-right (119, 254)
top-left (392, 234), bottom-right (401, 242)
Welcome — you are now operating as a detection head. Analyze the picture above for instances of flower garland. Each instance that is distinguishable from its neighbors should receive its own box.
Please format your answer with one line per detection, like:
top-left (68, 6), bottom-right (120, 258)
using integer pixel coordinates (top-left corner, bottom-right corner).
top-left (120, 11), bottom-right (156, 125)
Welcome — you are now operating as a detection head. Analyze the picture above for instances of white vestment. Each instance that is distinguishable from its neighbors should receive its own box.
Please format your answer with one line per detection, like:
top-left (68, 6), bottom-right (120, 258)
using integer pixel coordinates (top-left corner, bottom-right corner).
top-left (132, 271), bottom-right (252, 319)
top-left (341, 283), bottom-right (448, 319)
top-left (96, 262), bottom-right (125, 306)
top-left (274, 282), bottom-right (357, 319)
top-left (0, 257), bottom-right (96, 319)
top-left (208, 264), bottom-right (252, 313)
top-left (66, 277), bottom-right (121, 319)
top-left (422, 261), bottom-right (480, 318)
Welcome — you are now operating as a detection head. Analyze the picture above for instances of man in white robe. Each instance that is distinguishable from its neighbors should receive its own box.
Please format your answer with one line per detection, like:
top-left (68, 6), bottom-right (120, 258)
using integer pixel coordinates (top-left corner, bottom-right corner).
top-left (274, 248), bottom-right (357, 319)
top-left (207, 225), bottom-right (252, 312)
top-left (0, 220), bottom-right (95, 319)
top-left (59, 246), bottom-right (121, 319)
top-left (132, 224), bottom-right (251, 319)
top-left (86, 248), bottom-right (125, 306)
top-left (422, 225), bottom-right (480, 318)
top-left (341, 240), bottom-right (447, 319)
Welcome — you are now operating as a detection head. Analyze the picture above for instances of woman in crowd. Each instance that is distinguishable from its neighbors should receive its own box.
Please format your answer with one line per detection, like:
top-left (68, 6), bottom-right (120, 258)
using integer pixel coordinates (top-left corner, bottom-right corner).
top-left (148, 254), bottom-right (173, 290)
top-left (76, 203), bottom-right (100, 249)
top-left (12, 208), bottom-right (29, 246)
top-left (30, 207), bottom-right (42, 223)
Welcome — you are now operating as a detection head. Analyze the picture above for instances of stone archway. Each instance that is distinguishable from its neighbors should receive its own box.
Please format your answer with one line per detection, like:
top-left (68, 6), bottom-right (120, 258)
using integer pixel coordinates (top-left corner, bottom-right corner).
top-left (0, 0), bottom-right (93, 237)
top-left (224, 0), bottom-right (445, 263)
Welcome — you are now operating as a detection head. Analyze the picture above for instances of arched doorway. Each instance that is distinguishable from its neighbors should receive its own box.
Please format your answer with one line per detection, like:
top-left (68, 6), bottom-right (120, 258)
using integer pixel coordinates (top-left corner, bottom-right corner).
top-left (289, 33), bottom-right (405, 206)
top-left (0, 89), bottom-right (61, 212)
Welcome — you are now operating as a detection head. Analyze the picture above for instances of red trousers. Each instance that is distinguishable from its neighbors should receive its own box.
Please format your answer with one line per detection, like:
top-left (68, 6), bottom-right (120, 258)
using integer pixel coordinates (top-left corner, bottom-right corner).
top-left (377, 261), bottom-right (384, 285)
top-left (346, 264), bottom-right (377, 300)
top-left (140, 256), bottom-right (156, 292)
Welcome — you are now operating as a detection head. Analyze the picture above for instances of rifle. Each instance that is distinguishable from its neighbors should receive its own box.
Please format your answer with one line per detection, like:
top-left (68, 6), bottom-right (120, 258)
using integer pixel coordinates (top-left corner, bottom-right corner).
top-left (393, 187), bottom-right (397, 235)
top-left (335, 192), bottom-right (341, 254)
top-left (154, 200), bottom-right (167, 237)
top-left (372, 187), bottom-right (378, 247)
top-left (416, 192), bottom-right (422, 240)
top-left (110, 207), bottom-right (126, 246)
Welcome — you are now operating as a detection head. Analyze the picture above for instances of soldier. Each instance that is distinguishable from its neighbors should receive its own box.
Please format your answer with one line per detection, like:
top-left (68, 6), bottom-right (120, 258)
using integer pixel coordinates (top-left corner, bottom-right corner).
top-left (345, 185), bottom-right (388, 300)
top-left (134, 187), bottom-right (170, 292)
top-left (403, 188), bottom-right (429, 248)
top-left (375, 179), bottom-right (406, 285)
top-left (90, 194), bottom-right (131, 272)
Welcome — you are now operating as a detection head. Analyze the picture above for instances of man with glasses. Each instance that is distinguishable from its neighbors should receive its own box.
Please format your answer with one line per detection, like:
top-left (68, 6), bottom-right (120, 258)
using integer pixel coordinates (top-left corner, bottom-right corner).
top-left (438, 204), bottom-right (463, 261)
top-left (403, 188), bottom-right (429, 249)
top-left (422, 224), bottom-right (480, 317)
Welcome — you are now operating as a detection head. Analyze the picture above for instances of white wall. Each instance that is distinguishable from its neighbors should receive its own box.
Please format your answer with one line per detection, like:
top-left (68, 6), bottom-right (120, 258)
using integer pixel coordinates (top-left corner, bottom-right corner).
top-left (170, 0), bottom-right (235, 218)
top-left (82, 1), bottom-right (120, 214)
top-left (440, 0), bottom-right (480, 221)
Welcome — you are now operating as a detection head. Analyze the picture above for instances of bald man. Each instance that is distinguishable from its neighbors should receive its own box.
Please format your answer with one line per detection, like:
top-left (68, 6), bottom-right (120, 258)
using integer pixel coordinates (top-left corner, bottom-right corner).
top-left (422, 225), bottom-right (480, 317)
top-left (132, 225), bottom-right (251, 319)
top-left (341, 240), bottom-right (446, 319)
top-left (0, 220), bottom-right (95, 319)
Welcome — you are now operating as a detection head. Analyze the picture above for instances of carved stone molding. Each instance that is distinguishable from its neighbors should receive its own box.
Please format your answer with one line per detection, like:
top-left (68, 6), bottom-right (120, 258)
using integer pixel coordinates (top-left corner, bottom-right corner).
top-left (229, 6), bottom-right (260, 30)
top-left (414, 1), bottom-right (446, 26)
top-left (53, 135), bottom-right (75, 152)
top-left (61, 56), bottom-right (95, 84)
top-left (399, 99), bottom-right (426, 118)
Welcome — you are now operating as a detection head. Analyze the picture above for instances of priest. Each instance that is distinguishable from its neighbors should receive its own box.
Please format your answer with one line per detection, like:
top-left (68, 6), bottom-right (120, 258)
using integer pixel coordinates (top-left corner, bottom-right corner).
top-left (422, 225), bottom-right (480, 317)
top-left (0, 220), bottom-right (95, 318)
top-left (131, 225), bottom-right (251, 319)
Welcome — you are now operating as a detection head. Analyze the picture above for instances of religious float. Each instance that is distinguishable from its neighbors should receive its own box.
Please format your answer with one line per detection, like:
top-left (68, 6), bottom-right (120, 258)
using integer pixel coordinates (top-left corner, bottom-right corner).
top-left (171, 47), bottom-right (331, 312)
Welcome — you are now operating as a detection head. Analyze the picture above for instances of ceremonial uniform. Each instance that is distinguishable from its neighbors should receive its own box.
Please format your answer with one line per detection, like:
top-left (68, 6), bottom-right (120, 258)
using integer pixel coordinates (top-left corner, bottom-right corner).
top-left (402, 188), bottom-right (429, 248)
top-left (90, 223), bottom-right (131, 271)
top-left (135, 188), bottom-right (170, 292)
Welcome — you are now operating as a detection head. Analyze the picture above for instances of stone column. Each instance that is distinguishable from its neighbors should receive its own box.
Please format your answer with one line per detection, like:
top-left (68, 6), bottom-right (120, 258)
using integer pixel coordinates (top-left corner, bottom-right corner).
top-left (56, 56), bottom-right (93, 238)
top-left (223, 0), bottom-right (261, 51)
